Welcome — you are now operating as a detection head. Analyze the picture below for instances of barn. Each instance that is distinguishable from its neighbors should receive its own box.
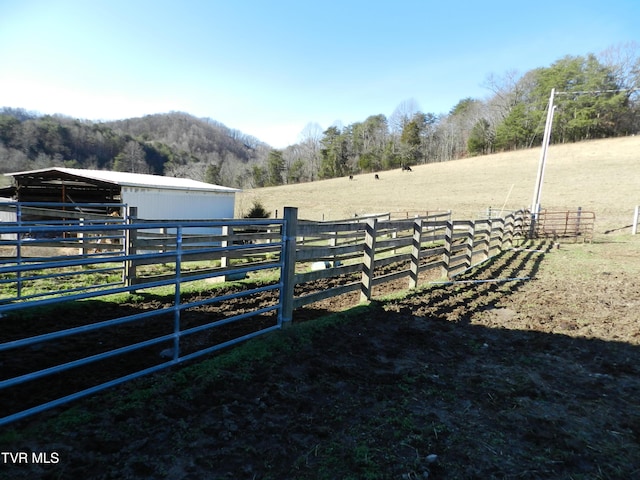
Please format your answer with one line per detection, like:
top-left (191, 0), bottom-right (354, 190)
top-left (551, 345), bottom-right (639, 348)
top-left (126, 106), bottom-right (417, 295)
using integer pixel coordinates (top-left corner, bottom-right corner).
top-left (2, 167), bottom-right (240, 220)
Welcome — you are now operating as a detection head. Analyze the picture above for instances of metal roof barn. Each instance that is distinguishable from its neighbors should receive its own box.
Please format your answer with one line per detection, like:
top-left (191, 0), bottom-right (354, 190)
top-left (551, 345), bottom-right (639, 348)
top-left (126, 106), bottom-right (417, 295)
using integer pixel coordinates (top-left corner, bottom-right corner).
top-left (3, 168), bottom-right (241, 220)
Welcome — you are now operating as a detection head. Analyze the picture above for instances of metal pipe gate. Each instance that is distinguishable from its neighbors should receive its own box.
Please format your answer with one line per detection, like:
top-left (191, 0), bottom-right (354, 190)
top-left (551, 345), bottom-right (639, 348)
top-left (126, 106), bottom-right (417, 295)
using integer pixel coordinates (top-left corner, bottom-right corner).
top-left (0, 205), bottom-right (288, 426)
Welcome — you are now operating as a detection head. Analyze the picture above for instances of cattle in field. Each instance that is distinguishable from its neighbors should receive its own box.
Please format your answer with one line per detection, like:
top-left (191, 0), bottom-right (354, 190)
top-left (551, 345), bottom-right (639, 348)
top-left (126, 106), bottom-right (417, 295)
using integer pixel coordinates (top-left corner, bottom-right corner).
top-left (402, 165), bottom-right (412, 172)
top-left (349, 175), bottom-right (354, 180)
top-left (374, 174), bottom-right (380, 180)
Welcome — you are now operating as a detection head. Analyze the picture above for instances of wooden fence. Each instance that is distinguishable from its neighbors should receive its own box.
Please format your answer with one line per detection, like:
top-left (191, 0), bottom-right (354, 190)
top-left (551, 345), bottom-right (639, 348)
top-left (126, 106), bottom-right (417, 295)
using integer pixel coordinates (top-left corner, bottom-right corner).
top-left (0, 203), bottom-right (547, 425)
top-left (120, 208), bottom-right (528, 314)
top-left (0, 204), bottom-right (530, 307)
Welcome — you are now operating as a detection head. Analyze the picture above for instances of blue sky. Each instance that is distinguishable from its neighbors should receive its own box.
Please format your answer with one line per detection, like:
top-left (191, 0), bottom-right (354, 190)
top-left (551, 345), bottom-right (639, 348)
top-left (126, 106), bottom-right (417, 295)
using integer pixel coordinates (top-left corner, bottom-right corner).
top-left (1, 0), bottom-right (638, 148)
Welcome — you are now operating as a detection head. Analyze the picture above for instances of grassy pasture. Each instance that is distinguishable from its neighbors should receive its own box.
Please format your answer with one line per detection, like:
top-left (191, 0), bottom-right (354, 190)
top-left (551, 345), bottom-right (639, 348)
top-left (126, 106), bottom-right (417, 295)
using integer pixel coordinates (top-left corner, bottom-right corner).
top-left (237, 136), bottom-right (640, 233)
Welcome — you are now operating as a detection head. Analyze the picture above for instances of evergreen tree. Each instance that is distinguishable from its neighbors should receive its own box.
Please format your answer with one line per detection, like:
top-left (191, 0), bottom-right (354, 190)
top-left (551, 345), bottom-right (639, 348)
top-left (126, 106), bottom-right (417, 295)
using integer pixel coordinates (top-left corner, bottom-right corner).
top-left (467, 119), bottom-right (493, 155)
top-left (319, 126), bottom-right (349, 179)
top-left (266, 149), bottom-right (284, 186)
top-left (244, 199), bottom-right (270, 218)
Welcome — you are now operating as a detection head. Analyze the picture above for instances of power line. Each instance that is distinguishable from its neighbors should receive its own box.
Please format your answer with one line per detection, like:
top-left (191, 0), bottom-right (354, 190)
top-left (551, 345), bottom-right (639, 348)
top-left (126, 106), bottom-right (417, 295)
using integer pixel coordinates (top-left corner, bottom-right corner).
top-left (555, 88), bottom-right (636, 96)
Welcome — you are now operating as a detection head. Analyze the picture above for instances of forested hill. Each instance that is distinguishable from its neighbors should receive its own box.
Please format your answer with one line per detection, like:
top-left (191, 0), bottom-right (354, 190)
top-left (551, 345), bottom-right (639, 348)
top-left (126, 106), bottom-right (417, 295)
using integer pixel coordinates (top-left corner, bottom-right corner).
top-left (2, 48), bottom-right (639, 190)
top-left (0, 110), bottom-right (270, 188)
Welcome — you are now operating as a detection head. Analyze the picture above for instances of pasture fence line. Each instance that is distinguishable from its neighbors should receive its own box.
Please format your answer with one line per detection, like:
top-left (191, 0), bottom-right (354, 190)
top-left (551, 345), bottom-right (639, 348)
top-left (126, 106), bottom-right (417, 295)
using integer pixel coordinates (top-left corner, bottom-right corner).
top-left (0, 203), bottom-right (555, 426)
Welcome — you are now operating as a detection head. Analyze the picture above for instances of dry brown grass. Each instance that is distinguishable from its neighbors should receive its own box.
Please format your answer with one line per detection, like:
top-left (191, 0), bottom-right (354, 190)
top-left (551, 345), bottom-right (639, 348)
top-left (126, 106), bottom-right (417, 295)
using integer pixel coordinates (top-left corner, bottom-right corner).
top-left (237, 136), bottom-right (640, 233)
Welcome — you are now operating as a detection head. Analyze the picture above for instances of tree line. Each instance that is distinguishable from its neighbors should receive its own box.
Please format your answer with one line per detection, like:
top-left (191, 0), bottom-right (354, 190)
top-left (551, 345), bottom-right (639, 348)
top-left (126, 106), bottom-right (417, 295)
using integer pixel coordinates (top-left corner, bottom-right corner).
top-left (273, 44), bottom-right (638, 185)
top-left (1, 43), bottom-right (638, 189)
top-left (0, 111), bottom-right (269, 188)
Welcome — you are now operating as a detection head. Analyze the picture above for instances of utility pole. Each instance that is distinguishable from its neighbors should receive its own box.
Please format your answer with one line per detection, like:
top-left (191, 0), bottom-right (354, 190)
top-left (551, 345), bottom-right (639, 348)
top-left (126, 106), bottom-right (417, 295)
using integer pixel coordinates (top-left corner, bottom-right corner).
top-left (530, 88), bottom-right (556, 237)
top-left (527, 87), bottom-right (634, 237)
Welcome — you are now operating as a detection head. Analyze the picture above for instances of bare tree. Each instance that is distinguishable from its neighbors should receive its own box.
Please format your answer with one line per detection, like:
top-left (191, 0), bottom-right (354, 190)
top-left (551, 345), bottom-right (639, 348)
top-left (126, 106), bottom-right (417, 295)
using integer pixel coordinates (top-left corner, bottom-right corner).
top-left (297, 122), bottom-right (323, 181)
top-left (389, 98), bottom-right (421, 135)
top-left (598, 41), bottom-right (640, 98)
top-left (114, 141), bottom-right (150, 174)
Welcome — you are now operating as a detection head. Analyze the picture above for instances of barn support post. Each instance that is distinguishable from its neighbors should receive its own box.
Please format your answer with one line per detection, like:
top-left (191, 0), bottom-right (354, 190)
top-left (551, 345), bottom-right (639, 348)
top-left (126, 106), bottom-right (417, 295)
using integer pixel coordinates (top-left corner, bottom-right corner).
top-left (279, 207), bottom-right (298, 326)
top-left (124, 206), bottom-right (138, 288)
top-left (633, 205), bottom-right (639, 235)
top-left (440, 220), bottom-right (453, 279)
top-left (360, 217), bottom-right (378, 302)
top-left (409, 218), bottom-right (423, 289)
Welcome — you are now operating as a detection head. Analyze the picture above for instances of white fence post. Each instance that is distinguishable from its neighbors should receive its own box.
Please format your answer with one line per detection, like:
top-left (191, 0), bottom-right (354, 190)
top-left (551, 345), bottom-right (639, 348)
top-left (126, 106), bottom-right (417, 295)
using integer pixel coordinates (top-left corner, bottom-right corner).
top-left (633, 205), bottom-right (639, 235)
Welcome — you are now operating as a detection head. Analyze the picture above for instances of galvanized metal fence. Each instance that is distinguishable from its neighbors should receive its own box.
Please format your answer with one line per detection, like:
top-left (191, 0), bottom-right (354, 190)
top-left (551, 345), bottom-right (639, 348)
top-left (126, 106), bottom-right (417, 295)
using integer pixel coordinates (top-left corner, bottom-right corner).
top-left (531, 208), bottom-right (595, 242)
top-left (0, 204), bottom-right (540, 425)
top-left (0, 204), bottom-right (289, 426)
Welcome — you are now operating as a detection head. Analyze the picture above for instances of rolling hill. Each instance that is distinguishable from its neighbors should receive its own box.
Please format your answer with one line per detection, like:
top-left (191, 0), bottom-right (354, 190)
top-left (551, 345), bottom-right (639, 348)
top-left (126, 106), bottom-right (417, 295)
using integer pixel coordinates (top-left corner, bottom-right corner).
top-left (237, 136), bottom-right (640, 233)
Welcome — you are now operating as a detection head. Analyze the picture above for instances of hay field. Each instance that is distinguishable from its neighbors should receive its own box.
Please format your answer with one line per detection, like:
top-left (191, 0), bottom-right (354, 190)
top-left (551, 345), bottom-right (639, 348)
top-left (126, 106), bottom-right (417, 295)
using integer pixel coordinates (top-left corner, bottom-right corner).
top-left (236, 136), bottom-right (640, 233)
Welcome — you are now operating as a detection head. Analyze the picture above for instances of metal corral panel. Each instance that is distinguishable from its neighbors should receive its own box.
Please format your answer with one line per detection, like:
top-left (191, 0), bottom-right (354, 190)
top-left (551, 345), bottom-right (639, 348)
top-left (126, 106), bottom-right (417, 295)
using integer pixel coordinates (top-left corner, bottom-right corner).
top-left (121, 187), bottom-right (235, 220)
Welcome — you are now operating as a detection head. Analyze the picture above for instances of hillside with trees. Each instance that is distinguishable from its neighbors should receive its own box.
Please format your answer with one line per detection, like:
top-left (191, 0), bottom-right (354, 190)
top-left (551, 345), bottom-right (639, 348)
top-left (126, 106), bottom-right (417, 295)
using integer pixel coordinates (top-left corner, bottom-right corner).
top-left (0, 110), bottom-right (270, 188)
top-left (1, 43), bottom-right (638, 189)
top-left (282, 44), bottom-right (638, 183)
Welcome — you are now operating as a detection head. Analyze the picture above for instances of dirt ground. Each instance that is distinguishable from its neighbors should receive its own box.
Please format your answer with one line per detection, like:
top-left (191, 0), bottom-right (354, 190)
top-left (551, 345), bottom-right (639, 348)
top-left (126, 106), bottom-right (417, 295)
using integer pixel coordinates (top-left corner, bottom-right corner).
top-left (2, 235), bottom-right (640, 479)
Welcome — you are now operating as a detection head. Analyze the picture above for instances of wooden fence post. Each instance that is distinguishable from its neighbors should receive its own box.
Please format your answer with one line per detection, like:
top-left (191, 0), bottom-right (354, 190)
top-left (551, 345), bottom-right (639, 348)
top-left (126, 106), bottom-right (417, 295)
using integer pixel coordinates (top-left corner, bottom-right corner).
top-left (124, 206), bottom-right (138, 288)
top-left (360, 217), bottom-right (378, 302)
top-left (409, 218), bottom-right (423, 289)
top-left (441, 220), bottom-right (453, 279)
top-left (503, 214), bottom-right (514, 250)
top-left (279, 207), bottom-right (298, 326)
top-left (633, 205), bottom-right (639, 235)
top-left (465, 220), bottom-right (475, 271)
top-left (495, 217), bottom-right (505, 254)
top-left (329, 229), bottom-right (338, 263)
top-left (483, 219), bottom-right (492, 261)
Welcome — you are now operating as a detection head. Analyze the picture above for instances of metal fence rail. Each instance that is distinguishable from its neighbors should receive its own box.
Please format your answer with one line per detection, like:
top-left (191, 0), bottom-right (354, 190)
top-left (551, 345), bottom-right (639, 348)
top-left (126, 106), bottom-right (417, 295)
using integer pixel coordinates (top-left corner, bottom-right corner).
top-left (0, 213), bottom-right (287, 426)
top-left (0, 204), bottom-right (565, 426)
top-left (533, 208), bottom-right (595, 242)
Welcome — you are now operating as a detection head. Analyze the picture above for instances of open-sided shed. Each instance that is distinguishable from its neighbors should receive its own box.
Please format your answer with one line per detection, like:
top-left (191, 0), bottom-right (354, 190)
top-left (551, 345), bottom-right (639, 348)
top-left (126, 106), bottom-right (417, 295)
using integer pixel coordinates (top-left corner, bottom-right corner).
top-left (2, 167), bottom-right (240, 220)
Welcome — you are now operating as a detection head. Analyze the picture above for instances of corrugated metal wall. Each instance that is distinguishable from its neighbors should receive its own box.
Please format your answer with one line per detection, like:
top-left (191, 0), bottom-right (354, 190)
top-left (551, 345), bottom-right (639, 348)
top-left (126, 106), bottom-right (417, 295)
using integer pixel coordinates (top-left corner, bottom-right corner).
top-left (121, 187), bottom-right (235, 220)
top-left (0, 199), bottom-right (17, 240)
